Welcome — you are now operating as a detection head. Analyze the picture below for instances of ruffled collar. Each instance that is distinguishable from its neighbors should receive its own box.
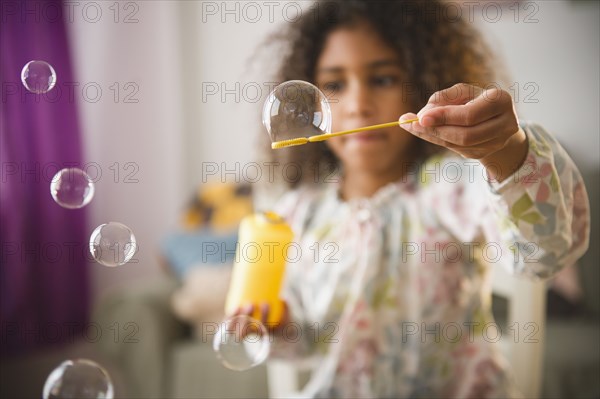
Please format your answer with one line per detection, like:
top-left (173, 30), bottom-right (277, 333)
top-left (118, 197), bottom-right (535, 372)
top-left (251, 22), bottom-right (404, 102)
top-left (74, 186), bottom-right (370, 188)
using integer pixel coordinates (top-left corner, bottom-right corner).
top-left (326, 169), bottom-right (418, 211)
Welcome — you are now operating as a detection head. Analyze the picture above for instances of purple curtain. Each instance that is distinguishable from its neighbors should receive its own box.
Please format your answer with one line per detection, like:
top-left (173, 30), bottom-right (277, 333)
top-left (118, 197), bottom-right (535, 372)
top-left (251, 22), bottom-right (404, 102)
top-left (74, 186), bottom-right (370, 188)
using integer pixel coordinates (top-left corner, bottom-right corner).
top-left (1, 0), bottom-right (90, 356)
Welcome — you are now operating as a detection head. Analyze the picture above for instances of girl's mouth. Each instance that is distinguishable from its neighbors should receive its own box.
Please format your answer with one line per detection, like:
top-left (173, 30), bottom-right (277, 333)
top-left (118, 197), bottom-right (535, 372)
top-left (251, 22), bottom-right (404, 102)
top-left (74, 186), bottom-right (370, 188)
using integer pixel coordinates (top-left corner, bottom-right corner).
top-left (347, 131), bottom-right (387, 143)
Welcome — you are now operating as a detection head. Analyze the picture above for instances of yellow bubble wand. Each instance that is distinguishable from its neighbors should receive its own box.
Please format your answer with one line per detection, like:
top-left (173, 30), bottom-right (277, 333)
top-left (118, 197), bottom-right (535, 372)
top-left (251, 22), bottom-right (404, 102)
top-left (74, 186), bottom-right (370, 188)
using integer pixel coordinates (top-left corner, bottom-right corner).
top-left (271, 118), bottom-right (419, 149)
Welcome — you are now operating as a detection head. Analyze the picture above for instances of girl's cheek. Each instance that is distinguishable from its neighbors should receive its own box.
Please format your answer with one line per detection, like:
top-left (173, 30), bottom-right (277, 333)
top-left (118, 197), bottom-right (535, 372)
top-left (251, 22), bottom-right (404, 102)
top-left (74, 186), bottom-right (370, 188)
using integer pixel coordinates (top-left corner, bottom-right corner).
top-left (325, 138), bottom-right (343, 156)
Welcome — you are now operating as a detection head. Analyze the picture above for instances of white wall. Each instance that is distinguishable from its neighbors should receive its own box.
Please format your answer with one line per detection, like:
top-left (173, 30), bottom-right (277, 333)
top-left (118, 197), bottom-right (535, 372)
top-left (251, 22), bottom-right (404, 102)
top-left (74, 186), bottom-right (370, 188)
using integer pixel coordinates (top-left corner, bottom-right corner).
top-left (68, 1), bottom-right (185, 301)
top-left (476, 0), bottom-right (599, 167)
top-left (179, 1), bottom-right (299, 184)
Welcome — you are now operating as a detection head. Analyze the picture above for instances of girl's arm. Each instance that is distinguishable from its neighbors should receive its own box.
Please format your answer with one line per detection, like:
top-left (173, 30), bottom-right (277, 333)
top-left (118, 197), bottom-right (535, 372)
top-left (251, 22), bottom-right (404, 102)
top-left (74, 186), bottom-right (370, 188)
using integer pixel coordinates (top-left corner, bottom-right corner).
top-left (401, 83), bottom-right (590, 279)
top-left (483, 122), bottom-right (590, 278)
top-left (423, 122), bottom-right (590, 280)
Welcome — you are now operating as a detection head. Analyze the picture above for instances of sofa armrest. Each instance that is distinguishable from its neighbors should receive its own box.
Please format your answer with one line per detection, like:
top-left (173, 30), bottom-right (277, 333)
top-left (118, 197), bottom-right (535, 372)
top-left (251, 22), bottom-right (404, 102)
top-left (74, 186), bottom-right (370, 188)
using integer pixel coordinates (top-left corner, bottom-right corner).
top-left (93, 276), bottom-right (186, 398)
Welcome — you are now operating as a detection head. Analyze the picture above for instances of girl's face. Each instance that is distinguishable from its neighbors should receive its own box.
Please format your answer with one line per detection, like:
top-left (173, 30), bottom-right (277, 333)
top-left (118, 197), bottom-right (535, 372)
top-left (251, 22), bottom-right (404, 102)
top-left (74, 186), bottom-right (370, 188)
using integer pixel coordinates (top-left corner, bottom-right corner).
top-left (315, 23), bottom-right (415, 176)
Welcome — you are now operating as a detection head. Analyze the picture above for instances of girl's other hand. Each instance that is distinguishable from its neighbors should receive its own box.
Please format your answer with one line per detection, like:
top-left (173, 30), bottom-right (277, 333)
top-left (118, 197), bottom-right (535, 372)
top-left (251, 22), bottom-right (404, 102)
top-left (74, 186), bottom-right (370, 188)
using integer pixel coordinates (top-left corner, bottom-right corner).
top-left (229, 301), bottom-right (290, 335)
top-left (399, 83), bottom-right (528, 182)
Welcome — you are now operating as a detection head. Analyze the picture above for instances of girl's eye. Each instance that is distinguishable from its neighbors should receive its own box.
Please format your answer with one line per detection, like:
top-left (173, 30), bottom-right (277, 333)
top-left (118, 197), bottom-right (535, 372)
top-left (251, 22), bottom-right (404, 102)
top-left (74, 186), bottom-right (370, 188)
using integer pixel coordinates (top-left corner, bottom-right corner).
top-left (322, 81), bottom-right (344, 94)
top-left (371, 75), bottom-right (398, 87)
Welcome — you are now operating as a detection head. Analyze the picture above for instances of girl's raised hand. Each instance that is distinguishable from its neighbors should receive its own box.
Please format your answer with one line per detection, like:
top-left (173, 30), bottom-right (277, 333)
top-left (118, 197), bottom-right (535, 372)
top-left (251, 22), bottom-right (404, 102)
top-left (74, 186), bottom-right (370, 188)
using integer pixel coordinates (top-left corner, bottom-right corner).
top-left (399, 83), bottom-right (528, 182)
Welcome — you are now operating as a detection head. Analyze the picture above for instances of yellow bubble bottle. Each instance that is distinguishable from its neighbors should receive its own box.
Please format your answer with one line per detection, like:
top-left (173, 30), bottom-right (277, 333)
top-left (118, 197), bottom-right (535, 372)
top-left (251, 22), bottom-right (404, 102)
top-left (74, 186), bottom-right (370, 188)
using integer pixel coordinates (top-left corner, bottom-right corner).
top-left (225, 211), bottom-right (293, 326)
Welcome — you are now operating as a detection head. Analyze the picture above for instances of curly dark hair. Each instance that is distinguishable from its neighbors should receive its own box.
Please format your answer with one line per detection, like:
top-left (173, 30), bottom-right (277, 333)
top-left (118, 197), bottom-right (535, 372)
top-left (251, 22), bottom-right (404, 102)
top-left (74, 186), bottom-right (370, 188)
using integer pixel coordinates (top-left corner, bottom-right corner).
top-left (261, 0), bottom-right (499, 189)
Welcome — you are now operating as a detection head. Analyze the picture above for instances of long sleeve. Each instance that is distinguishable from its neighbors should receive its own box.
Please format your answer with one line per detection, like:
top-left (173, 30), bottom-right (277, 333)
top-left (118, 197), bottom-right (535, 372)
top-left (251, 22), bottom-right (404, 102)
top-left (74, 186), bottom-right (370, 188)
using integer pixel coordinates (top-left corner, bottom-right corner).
top-left (484, 123), bottom-right (590, 279)
top-left (432, 122), bottom-right (590, 280)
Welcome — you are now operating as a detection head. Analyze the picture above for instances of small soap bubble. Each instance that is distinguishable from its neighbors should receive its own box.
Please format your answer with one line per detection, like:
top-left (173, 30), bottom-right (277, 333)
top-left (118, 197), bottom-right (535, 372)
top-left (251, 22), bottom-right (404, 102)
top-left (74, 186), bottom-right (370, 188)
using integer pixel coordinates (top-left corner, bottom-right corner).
top-left (43, 359), bottom-right (113, 399)
top-left (89, 222), bottom-right (137, 267)
top-left (213, 315), bottom-right (270, 371)
top-left (262, 80), bottom-right (332, 143)
top-left (50, 168), bottom-right (95, 209)
top-left (21, 60), bottom-right (57, 94)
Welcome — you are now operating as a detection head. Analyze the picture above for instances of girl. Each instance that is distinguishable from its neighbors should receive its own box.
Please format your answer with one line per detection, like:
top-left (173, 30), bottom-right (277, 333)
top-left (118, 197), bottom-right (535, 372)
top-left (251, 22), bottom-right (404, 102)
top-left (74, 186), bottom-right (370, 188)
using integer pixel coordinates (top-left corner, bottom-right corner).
top-left (235, 1), bottom-right (590, 397)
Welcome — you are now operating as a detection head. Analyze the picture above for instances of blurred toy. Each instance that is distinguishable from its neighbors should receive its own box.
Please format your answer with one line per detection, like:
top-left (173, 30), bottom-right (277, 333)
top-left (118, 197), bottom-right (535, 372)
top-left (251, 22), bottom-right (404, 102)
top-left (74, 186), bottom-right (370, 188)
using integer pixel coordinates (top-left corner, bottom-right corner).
top-left (161, 182), bottom-right (253, 279)
top-left (182, 183), bottom-right (253, 232)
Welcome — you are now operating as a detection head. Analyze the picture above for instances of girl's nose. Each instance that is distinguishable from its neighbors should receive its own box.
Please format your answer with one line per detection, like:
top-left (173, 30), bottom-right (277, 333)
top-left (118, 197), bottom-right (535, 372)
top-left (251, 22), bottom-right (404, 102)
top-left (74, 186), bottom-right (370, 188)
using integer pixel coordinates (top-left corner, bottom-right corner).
top-left (343, 82), bottom-right (375, 119)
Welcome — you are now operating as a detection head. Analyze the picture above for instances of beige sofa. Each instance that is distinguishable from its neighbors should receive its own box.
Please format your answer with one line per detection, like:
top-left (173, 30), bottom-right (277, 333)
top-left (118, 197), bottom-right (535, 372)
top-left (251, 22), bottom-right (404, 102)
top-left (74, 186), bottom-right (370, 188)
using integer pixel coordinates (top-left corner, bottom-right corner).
top-left (94, 276), bottom-right (269, 398)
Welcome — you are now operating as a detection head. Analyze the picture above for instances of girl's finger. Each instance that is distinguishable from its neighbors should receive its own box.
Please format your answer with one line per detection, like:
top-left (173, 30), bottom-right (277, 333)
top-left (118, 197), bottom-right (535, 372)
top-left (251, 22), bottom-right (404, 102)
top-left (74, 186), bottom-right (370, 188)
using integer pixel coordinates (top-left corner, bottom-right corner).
top-left (260, 302), bottom-right (270, 326)
top-left (400, 114), bottom-right (451, 147)
top-left (242, 303), bottom-right (254, 316)
top-left (424, 83), bottom-right (482, 107)
top-left (400, 114), bottom-right (513, 159)
top-left (420, 89), bottom-right (512, 128)
top-left (231, 307), bottom-right (241, 317)
top-left (419, 114), bottom-right (515, 147)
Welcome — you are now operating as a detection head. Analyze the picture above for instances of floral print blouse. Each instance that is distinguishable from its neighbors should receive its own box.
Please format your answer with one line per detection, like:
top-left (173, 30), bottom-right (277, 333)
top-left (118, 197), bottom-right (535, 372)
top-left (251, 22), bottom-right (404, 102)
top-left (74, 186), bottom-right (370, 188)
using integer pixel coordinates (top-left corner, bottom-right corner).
top-left (269, 122), bottom-right (590, 398)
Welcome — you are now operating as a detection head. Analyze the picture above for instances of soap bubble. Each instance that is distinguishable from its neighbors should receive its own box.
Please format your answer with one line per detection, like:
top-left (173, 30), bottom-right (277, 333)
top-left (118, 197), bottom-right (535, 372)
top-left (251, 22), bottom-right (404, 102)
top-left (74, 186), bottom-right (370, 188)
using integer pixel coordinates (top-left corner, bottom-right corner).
top-left (50, 168), bottom-right (95, 209)
top-left (262, 80), bottom-right (332, 142)
top-left (43, 359), bottom-right (113, 399)
top-left (21, 60), bottom-right (57, 94)
top-left (89, 222), bottom-right (137, 267)
top-left (213, 315), bottom-right (270, 371)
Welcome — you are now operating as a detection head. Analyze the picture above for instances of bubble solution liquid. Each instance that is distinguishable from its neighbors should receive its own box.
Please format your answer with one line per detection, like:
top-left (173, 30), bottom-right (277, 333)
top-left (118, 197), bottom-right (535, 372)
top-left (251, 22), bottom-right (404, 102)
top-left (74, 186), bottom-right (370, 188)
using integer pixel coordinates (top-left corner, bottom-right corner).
top-left (225, 211), bottom-right (294, 326)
